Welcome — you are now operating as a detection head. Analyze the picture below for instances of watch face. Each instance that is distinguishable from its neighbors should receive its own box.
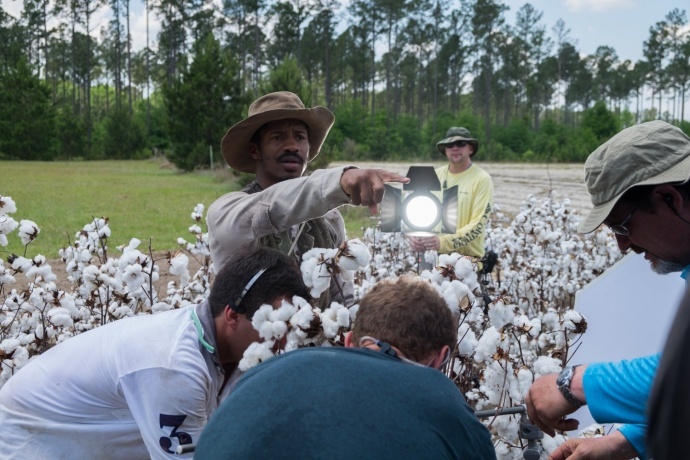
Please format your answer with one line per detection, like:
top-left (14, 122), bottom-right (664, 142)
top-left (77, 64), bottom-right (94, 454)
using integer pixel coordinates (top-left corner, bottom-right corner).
top-left (557, 367), bottom-right (573, 387)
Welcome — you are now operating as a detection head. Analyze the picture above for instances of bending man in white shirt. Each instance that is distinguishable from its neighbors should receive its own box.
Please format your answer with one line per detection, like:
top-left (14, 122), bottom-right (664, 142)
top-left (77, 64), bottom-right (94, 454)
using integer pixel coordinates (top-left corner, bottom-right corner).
top-left (0, 246), bottom-right (309, 459)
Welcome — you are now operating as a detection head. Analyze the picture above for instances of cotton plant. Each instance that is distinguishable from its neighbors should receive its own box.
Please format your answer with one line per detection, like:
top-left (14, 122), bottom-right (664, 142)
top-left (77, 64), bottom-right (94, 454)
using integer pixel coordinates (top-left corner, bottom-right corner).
top-left (0, 202), bottom-right (216, 388)
top-left (300, 238), bottom-right (372, 304)
top-left (0, 193), bottom-right (624, 458)
top-left (239, 242), bottom-right (373, 371)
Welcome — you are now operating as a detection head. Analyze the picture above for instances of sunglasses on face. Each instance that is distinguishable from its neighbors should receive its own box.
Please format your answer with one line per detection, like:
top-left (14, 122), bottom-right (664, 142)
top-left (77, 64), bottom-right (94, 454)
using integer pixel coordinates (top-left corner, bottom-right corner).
top-left (445, 141), bottom-right (469, 149)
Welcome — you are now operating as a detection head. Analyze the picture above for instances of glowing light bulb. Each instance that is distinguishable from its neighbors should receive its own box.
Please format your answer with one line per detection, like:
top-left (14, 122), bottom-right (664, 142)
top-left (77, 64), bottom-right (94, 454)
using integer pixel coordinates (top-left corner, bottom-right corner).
top-left (404, 195), bottom-right (439, 229)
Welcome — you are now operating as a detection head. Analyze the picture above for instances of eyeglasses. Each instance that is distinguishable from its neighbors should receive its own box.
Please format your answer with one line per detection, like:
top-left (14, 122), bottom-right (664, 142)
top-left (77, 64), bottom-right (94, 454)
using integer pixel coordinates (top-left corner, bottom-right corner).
top-left (608, 205), bottom-right (639, 236)
top-left (445, 141), bottom-right (469, 149)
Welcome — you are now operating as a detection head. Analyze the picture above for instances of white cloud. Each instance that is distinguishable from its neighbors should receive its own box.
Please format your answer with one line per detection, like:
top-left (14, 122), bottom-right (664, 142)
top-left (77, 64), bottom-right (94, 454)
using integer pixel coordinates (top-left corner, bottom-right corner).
top-left (130, 8), bottom-right (161, 52)
top-left (563, 0), bottom-right (634, 13)
top-left (1, 0), bottom-right (23, 19)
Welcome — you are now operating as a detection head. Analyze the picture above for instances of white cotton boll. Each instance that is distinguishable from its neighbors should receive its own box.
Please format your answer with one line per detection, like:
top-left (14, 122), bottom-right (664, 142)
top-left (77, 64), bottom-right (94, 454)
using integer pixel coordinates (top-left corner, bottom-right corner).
top-left (285, 329), bottom-right (307, 350)
top-left (541, 309), bottom-right (560, 331)
top-left (307, 262), bottom-right (331, 298)
top-left (78, 249), bottom-right (92, 262)
top-left (487, 300), bottom-right (515, 331)
top-left (239, 340), bottom-right (275, 371)
top-left (495, 414), bottom-right (520, 443)
top-left (0, 338), bottom-right (20, 354)
top-left (563, 309), bottom-right (586, 331)
top-left (336, 306), bottom-right (350, 328)
top-left (97, 224), bottom-right (111, 238)
top-left (271, 321), bottom-right (288, 339)
top-left (169, 253), bottom-right (189, 275)
top-left (457, 323), bottom-right (478, 356)
top-left (0, 195), bottom-right (17, 214)
top-left (338, 239), bottom-right (371, 271)
top-left (11, 346), bottom-right (29, 368)
top-left (11, 256), bottom-right (32, 272)
top-left (177, 237), bottom-right (187, 246)
top-left (320, 313), bottom-right (339, 339)
top-left (152, 302), bottom-right (174, 313)
top-left (479, 361), bottom-right (505, 405)
top-left (0, 215), bottom-right (18, 237)
top-left (473, 326), bottom-right (500, 362)
top-left (34, 323), bottom-right (44, 340)
top-left (493, 443), bottom-right (514, 460)
top-left (439, 253), bottom-right (460, 267)
top-left (348, 304), bottom-right (359, 323)
top-left (252, 304), bottom-right (273, 329)
top-left (532, 356), bottom-right (562, 377)
top-left (18, 333), bottom-right (36, 346)
top-left (49, 308), bottom-right (73, 327)
top-left (272, 301), bottom-right (297, 322)
top-left (188, 224), bottom-right (202, 234)
top-left (26, 264), bottom-right (57, 283)
top-left (289, 305), bottom-right (315, 329)
top-left (423, 251), bottom-right (437, 265)
top-left (122, 238), bottom-right (141, 252)
top-left (18, 220), bottom-right (40, 245)
top-left (516, 367), bottom-right (533, 399)
top-left (122, 264), bottom-right (145, 291)
top-left (454, 257), bottom-right (475, 279)
top-left (541, 433), bottom-right (567, 456)
top-left (441, 287), bottom-right (461, 317)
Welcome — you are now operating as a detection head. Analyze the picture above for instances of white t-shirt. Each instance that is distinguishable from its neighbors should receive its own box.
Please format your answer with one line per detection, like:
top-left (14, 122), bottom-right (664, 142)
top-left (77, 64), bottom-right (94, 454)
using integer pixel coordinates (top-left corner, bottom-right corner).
top-left (0, 303), bottom-right (233, 459)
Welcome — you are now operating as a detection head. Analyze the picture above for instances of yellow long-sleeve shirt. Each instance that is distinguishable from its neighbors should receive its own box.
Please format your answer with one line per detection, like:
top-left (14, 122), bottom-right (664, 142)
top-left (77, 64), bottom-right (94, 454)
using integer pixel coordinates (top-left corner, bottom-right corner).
top-left (435, 163), bottom-right (494, 258)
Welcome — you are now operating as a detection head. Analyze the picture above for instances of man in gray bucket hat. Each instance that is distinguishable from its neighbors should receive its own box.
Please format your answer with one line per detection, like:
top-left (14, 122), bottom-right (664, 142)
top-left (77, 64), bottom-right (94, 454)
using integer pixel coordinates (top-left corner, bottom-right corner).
top-left (525, 120), bottom-right (690, 460)
top-left (407, 127), bottom-right (493, 259)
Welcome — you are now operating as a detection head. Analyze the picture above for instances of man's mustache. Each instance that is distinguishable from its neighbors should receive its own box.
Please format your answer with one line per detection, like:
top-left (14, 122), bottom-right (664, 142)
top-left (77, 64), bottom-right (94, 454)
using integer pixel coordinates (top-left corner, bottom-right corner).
top-left (277, 152), bottom-right (304, 163)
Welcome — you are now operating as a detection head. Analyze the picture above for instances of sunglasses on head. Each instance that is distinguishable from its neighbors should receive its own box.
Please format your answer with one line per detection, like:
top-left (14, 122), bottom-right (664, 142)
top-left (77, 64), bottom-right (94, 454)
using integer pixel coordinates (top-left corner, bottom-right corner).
top-left (445, 141), bottom-right (469, 149)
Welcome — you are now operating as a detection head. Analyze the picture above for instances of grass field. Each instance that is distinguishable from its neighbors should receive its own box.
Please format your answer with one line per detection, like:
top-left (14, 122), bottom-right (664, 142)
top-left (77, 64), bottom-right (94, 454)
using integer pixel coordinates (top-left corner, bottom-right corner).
top-left (1, 160), bottom-right (239, 258)
top-left (1, 159), bottom-right (371, 260)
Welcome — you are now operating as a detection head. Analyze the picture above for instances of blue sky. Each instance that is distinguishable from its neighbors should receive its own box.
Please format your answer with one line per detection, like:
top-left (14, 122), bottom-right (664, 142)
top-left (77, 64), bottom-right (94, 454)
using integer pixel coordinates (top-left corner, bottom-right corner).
top-left (503, 0), bottom-right (686, 63)
top-left (1, 0), bottom-right (686, 61)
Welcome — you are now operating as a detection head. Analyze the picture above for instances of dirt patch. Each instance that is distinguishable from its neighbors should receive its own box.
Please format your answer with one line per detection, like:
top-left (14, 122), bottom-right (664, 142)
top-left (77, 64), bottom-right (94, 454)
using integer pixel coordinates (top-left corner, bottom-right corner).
top-left (331, 161), bottom-right (591, 218)
top-left (6, 251), bottom-right (205, 296)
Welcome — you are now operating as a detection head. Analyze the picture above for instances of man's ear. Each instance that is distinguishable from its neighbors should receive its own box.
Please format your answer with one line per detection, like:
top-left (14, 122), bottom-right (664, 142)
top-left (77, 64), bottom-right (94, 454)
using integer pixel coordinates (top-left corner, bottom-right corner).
top-left (224, 306), bottom-right (241, 329)
top-left (249, 142), bottom-right (261, 160)
top-left (344, 331), bottom-right (355, 348)
top-left (653, 184), bottom-right (684, 212)
top-left (429, 345), bottom-right (451, 370)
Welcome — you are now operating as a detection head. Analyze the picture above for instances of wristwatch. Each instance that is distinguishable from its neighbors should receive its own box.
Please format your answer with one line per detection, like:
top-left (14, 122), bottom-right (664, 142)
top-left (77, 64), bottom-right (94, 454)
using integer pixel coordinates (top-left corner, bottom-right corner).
top-left (556, 365), bottom-right (585, 408)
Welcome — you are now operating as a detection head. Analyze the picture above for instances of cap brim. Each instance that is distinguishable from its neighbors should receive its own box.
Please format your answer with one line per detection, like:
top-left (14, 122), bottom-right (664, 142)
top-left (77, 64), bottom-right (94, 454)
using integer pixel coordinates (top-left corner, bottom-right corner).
top-left (578, 154), bottom-right (690, 233)
top-left (436, 137), bottom-right (480, 154)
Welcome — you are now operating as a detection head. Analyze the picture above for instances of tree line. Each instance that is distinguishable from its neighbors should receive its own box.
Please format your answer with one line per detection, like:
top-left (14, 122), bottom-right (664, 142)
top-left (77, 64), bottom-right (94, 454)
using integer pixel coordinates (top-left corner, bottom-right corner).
top-left (0, 0), bottom-right (689, 169)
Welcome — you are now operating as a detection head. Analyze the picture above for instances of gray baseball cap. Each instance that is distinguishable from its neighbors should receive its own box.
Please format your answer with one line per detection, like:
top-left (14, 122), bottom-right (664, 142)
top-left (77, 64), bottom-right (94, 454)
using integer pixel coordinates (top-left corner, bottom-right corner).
top-left (579, 120), bottom-right (690, 233)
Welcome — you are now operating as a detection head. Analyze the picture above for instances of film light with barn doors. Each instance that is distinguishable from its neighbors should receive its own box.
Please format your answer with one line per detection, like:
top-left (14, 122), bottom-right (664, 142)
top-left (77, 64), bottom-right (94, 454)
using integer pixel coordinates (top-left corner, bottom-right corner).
top-left (380, 166), bottom-right (458, 235)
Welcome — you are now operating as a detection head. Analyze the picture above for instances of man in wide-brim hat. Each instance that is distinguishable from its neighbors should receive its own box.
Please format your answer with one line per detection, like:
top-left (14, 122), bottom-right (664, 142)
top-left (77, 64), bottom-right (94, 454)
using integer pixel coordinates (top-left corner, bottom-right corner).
top-left (408, 126), bottom-right (494, 260)
top-left (207, 91), bottom-right (408, 307)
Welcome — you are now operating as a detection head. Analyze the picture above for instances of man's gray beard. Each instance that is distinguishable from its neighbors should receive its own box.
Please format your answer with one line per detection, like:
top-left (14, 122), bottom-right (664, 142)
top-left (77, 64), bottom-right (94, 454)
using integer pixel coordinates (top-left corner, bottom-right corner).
top-left (651, 258), bottom-right (686, 275)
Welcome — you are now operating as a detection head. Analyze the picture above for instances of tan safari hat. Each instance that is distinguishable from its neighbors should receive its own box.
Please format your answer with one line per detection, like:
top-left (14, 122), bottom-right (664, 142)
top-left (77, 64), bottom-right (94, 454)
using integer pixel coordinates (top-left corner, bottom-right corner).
top-left (221, 91), bottom-right (335, 173)
top-left (579, 120), bottom-right (690, 233)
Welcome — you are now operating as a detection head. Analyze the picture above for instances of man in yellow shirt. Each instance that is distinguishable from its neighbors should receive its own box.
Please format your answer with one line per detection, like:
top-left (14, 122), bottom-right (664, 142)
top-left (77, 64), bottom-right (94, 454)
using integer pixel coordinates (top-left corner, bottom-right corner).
top-left (408, 127), bottom-right (494, 258)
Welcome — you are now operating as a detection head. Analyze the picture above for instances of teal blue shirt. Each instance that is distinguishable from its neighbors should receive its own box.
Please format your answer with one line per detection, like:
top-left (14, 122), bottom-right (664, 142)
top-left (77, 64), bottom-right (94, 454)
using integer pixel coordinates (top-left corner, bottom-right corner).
top-left (196, 347), bottom-right (496, 460)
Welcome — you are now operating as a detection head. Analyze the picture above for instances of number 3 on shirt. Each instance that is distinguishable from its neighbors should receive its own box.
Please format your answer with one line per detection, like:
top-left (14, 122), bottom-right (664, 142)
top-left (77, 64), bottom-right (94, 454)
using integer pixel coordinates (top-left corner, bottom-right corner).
top-left (159, 414), bottom-right (193, 453)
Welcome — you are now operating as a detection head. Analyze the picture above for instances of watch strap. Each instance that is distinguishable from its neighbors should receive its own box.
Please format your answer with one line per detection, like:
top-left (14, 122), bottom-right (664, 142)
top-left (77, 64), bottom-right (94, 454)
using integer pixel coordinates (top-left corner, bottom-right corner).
top-left (557, 365), bottom-right (585, 408)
